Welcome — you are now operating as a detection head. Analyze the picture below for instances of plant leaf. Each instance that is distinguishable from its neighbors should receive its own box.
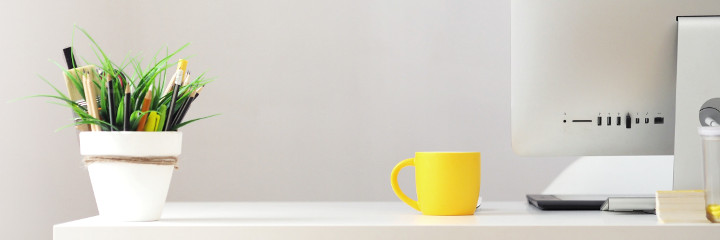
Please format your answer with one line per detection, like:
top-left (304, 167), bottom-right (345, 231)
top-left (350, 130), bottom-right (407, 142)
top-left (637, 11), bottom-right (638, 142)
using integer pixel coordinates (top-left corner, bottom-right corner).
top-left (171, 114), bottom-right (220, 130)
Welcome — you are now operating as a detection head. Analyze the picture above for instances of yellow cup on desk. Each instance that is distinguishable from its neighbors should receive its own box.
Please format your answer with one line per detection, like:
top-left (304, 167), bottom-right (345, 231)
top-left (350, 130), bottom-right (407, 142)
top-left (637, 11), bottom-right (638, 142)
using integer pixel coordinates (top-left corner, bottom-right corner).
top-left (390, 152), bottom-right (480, 215)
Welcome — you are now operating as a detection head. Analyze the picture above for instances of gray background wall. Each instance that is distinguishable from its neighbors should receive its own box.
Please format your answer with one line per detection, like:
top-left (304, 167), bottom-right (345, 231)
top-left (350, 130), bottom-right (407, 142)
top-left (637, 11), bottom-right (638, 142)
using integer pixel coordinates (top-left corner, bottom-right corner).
top-left (0, 1), bottom-right (574, 239)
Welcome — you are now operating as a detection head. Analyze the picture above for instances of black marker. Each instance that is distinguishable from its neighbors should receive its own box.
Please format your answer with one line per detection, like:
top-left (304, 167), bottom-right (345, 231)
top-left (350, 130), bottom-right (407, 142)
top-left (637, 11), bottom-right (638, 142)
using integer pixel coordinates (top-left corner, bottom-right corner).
top-left (63, 47), bottom-right (77, 69)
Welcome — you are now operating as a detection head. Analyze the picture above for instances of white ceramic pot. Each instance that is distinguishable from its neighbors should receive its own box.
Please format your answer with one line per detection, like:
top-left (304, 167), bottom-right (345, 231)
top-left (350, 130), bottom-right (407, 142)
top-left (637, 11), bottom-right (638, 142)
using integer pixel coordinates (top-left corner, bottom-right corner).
top-left (79, 132), bottom-right (182, 222)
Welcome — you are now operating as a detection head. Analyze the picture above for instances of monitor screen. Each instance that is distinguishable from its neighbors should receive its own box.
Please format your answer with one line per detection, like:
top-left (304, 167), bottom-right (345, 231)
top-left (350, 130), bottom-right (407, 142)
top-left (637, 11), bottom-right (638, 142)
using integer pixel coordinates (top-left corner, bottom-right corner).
top-left (511, 0), bottom-right (720, 156)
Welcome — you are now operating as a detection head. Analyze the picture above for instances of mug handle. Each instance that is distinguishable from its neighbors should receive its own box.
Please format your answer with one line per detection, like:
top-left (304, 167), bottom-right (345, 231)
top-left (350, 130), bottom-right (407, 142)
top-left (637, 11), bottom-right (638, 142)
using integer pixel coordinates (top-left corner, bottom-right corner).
top-left (391, 158), bottom-right (420, 211)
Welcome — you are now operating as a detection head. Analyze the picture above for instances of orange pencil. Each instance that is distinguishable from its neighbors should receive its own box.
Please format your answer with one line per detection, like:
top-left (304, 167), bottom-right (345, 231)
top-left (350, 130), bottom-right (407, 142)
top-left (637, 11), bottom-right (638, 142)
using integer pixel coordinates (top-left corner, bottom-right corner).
top-left (136, 85), bottom-right (153, 131)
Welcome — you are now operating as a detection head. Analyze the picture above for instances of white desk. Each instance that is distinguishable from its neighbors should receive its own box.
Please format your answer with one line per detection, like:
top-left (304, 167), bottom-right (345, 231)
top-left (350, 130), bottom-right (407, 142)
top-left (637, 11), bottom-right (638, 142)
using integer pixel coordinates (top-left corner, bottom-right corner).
top-left (54, 201), bottom-right (719, 240)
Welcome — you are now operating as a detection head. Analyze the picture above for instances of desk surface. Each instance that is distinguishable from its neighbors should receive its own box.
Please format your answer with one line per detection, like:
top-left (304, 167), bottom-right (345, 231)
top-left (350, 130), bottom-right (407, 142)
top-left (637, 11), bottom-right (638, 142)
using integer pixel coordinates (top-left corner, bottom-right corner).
top-left (54, 201), bottom-right (719, 240)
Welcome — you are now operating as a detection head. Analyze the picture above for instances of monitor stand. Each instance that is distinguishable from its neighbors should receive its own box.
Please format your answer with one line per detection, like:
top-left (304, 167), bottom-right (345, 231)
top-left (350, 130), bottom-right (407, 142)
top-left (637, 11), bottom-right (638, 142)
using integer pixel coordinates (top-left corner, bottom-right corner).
top-left (527, 156), bottom-right (673, 210)
top-left (674, 16), bottom-right (720, 190)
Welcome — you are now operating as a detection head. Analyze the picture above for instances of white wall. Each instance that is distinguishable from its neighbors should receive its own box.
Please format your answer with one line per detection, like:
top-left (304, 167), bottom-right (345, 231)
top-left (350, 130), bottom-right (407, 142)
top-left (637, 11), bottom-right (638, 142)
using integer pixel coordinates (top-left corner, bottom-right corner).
top-left (0, 1), bottom-right (574, 239)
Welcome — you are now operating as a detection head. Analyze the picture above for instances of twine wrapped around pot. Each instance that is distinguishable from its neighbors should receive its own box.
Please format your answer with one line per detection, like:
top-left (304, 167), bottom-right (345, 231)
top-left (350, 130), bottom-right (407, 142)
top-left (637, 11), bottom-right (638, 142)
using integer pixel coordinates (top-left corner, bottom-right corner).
top-left (83, 156), bottom-right (179, 168)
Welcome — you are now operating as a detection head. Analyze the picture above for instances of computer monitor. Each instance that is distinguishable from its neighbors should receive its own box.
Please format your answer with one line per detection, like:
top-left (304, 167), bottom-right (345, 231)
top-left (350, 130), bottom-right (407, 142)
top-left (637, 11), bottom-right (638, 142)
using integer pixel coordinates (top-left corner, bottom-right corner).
top-left (511, 0), bottom-right (720, 189)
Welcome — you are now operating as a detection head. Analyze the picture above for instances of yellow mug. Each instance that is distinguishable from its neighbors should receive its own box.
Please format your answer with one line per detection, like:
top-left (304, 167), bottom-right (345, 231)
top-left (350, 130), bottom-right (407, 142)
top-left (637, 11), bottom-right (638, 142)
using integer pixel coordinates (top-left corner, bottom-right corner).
top-left (391, 152), bottom-right (480, 215)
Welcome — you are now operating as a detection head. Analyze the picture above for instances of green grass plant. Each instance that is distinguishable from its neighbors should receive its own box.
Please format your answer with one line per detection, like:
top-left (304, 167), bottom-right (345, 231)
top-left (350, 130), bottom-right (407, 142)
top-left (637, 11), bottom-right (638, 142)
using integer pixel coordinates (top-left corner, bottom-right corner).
top-left (32, 26), bottom-right (218, 131)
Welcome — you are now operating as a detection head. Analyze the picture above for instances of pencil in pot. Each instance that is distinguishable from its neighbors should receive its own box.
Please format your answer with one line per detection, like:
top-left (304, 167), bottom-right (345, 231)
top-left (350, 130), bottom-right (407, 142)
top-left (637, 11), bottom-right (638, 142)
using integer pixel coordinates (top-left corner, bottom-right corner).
top-left (170, 86), bottom-right (203, 129)
top-left (164, 60), bottom-right (187, 131)
top-left (136, 85), bottom-right (153, 131)
top-left (105, 74), bottom-right (115, 131)
top-left (123, 84), bottom-right (131, 131)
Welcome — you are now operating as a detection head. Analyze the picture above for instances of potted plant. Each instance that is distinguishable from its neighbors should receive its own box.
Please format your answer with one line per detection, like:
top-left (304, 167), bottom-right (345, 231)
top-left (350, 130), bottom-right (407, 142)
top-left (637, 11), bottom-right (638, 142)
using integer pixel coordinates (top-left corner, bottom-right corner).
top-left (33, 27), bottom-right (217, 221)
